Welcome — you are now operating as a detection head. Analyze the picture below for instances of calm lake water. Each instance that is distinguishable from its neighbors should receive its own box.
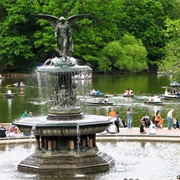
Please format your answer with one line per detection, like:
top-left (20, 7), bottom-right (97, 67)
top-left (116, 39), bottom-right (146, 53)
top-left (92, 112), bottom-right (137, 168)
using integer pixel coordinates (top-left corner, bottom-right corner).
top-left (0, 73), bottom-right (179, 127)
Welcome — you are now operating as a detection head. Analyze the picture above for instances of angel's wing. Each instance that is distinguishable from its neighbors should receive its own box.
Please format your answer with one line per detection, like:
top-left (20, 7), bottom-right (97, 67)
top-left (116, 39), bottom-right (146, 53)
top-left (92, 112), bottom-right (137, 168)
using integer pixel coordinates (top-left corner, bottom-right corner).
top-left (32, 14), bottom-right (58, 29)
top-left (67, 14), bottom-right (91, 27)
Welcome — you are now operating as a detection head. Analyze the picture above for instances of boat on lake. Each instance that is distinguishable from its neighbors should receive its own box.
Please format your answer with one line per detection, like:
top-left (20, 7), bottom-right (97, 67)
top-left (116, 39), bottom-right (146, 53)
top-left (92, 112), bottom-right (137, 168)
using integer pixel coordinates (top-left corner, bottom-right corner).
top-left (2, 89), bottom-right (15, 98)
top-left (163, 94), bottom-right (180, 100)
top-left (2, 93), bottom-right (15, 98)
top-left (123, 88), bottom-right (134, 97)
top-left (86, 101), bottom-right (113, 106)
top-left (145, 95), bottom-right (163, 105)
top-left (163, 89), bottom-right (180, 99)
top-left (123, 93), bottom-right (134, 97)
top-left (144, 101), bottom-right (163, 105)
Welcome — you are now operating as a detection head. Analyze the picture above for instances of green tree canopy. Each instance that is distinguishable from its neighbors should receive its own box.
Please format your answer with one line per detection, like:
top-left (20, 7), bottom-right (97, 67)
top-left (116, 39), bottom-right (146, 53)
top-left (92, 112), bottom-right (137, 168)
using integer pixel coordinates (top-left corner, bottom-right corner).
top-left (158, 18), bottom-right (180, 79)
top-left (0, 0), bottom-right (180, 73)
top-left (99, 34), bottom-right (147, 73)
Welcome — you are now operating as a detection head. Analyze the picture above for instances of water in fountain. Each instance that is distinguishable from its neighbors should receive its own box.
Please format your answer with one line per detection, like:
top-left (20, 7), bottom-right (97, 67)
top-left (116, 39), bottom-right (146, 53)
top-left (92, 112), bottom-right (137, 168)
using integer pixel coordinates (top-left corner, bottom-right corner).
top-left (0, 141), bottom-right (180, 179)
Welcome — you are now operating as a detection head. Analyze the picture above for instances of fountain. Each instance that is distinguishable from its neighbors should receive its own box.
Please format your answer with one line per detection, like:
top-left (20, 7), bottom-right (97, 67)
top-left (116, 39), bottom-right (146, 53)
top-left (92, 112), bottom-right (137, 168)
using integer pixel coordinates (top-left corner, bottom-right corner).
top-left (13, 13), bottom-right (114, 175)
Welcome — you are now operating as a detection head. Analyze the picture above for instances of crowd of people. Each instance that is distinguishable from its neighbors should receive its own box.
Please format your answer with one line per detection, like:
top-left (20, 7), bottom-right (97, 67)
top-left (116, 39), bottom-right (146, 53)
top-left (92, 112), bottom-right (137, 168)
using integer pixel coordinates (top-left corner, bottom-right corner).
top-left (0, 110), bottom-right (33, 138)
top-left (124, 88), bottom-right (134, 96)
top-left (106, 107), bottom-right (178, 134)
top-left (0, 123), bottom-right (20, 138)
top-left (89, 88), bottom-right (101, 95)
top-left (1, 106), bottom-right (178, 137)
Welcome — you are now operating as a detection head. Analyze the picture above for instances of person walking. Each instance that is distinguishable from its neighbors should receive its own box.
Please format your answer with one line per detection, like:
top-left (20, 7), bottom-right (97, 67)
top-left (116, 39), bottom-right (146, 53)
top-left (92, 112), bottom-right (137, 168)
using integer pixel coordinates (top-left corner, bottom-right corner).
top-left (127, 108), bottom-right (133, 129)
top-left (114, 112), bottom-right (120, 133)
top-left (114, 112), bottom-right (124, 132)
top-left (167, 109), bottom-right (174, 130)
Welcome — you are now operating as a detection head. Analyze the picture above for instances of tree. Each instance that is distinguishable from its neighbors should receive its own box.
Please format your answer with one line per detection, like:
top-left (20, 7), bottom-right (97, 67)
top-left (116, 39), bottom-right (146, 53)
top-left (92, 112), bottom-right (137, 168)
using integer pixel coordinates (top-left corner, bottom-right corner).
top-left (158, 18), bottom-right (180, 79)
top-left (0, 0), bottom-right (35, 72)
top-left (119, 0), bottom-right (171, 65)
top-left (99, 34), bottom-right (148, 73)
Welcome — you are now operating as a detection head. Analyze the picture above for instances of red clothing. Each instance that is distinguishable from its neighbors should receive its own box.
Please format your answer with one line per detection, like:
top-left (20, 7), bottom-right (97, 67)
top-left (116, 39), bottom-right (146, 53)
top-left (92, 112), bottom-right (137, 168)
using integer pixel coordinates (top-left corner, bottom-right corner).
top-left (9, 127), bottom-right (14, 132)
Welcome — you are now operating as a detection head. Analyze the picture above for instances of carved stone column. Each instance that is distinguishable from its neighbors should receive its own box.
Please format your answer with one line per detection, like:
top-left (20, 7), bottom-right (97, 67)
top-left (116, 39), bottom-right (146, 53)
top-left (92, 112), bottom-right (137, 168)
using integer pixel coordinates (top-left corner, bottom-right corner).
top-left (35, 135), bottom-right (41, 151)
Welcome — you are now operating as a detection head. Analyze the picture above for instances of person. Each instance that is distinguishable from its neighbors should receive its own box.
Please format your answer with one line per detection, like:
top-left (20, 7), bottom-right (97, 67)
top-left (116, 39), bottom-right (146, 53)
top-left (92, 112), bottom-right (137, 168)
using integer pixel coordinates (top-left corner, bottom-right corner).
top-left (91, 89), bottom-right (97, 95)
top-left (154, 110), bottom-right (164, 128)
top-left (22, 110), bottom-right (30, 118)
top-left (124, 88), bottom-right (130, 95)
top-left (7, 89), bottom-right (12, 94)
top-left (8, 125), bottom-right (16, 137)
top-left (104, 96), bottom-right (109, 103)
top-left (148, 96), bottom-right (154, 102)
top-left (122, 119), bottom-right (127, 127)
top-left (164, 89), bottom-right (169, 95)
top-left (167, 109), bottom-right (174, 130)
top-left (127, 108), bottom-right (133, 129)
top-left (139, 116), bottom-right (149, 134)
top-left (140, 116), bottom-right (150, 128)
top-left (96, 96), bottom-right (101, 102)
top-left (114, 112), bottom-right (122, 133)
top-left (129, 89), bottom-right (133, 95)
top-left (153, 95), bottom-right (161, 102)
top-left (177, 175), bottom-right (180, 180)
top-left (29, 112), bottom-right (33, 117)
top-left (0, 124), bottom-right (6, 137)
top-left (173, 118), bottom-right (178, 129)
top-left (55, 16), bottom-right (72, 60)
top-left (109, 108), bottom-right (116, 117)
top-left (96, 89), bottom-right (101, 95)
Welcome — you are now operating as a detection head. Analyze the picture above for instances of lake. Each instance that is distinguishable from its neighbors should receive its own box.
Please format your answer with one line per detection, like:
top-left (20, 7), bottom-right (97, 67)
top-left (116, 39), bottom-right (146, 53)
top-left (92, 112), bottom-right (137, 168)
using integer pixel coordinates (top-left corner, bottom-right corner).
top-left (0, 73), bottom-right (179, 127)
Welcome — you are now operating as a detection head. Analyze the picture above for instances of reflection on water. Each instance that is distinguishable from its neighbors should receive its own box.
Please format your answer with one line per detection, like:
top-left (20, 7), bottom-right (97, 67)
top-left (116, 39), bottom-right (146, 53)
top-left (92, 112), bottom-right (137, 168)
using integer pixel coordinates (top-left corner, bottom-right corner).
top-left (0, 141), bottom-right (179, 180)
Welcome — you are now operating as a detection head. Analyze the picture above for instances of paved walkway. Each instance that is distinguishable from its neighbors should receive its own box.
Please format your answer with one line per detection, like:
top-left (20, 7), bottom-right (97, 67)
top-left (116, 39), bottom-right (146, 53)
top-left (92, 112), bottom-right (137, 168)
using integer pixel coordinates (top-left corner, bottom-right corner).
top-left (1, 127), bottom-right (180, 145)
top-left (97, 127), bottom-right (180, 142)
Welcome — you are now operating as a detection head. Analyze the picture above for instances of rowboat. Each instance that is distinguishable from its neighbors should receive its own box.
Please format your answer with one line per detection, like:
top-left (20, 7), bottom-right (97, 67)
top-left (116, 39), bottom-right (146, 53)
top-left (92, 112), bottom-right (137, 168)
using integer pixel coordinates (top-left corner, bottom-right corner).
top-left (144, 101), bottom-right (163, 105)
top-left (2, 93), bottom-right (15, 98)
top-left (123, 93), bottom-right (134, 97)
top-left (163, 94), bottom-right (180, 100)
top-left (85, 101), bottom-right (113, 106)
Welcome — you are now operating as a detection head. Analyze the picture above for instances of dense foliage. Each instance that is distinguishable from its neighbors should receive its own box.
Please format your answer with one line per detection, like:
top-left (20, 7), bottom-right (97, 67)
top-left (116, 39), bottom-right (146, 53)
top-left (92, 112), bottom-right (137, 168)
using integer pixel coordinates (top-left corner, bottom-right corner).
top-left (0, 0), bottom-right (180, 74)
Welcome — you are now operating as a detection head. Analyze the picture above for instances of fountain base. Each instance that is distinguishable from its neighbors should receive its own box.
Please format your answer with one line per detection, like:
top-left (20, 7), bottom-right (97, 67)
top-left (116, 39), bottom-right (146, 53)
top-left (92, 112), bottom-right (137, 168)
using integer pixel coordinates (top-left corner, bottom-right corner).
top-left (13, 115), bottom-right (115, 175)
top-left (18, 150), bottom-right (114, 174)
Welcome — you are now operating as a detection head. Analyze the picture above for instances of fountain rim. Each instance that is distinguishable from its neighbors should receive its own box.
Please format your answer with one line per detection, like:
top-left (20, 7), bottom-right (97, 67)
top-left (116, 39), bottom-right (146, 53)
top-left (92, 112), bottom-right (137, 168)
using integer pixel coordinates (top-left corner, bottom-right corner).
top-left (36, 65), bottom-right (92, 73)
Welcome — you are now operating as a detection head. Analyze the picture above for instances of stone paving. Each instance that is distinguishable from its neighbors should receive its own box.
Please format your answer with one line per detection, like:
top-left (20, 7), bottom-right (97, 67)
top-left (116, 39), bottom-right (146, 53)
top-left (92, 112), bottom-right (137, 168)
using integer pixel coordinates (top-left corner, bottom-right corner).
top-left (96, 127), bottom-right (180, 142)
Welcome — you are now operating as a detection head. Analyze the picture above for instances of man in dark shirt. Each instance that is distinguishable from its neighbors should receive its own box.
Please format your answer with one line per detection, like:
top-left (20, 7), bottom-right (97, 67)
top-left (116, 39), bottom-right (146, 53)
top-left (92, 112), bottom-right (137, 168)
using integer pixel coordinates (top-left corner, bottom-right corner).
top-left (0, 124), bottom-right (6, 137)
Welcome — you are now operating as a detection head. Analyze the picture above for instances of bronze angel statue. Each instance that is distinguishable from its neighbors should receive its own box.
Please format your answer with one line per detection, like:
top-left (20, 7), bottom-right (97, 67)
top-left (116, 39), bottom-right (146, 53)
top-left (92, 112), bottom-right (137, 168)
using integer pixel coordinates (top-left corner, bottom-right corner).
top-left (33, 14), bottom-right (91, 60)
